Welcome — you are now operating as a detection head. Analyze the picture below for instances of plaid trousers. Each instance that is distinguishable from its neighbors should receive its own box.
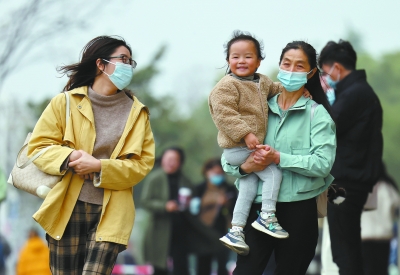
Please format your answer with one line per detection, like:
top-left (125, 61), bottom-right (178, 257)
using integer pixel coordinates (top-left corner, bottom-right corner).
top-left (46, 201), bottom-right (125, 275)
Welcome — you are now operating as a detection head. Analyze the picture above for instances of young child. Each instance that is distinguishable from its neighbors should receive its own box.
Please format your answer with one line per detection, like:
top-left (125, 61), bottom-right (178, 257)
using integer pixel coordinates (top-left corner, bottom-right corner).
top-left (208, 31), bottom-right (288, 256)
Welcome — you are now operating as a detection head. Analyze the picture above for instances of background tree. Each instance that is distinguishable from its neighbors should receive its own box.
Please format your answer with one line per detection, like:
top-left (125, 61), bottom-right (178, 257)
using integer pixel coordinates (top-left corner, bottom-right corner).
top-left (0, 0), bottom-right (108, 174)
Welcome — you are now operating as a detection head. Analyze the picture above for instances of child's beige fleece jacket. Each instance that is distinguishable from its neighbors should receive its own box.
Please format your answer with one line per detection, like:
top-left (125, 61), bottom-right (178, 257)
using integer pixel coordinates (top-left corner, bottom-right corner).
top-left (209, 74), bottom-right (281, 148)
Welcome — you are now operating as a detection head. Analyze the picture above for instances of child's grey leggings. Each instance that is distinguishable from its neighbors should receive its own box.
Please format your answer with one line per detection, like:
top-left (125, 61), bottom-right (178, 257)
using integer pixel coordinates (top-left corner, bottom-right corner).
top-left (224, 147), bottom-right (282, 227)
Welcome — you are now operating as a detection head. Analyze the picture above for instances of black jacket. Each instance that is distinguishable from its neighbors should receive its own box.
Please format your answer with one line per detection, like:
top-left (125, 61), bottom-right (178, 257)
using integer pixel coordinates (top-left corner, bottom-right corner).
top-left (331, 70), bottom-right (383, 192)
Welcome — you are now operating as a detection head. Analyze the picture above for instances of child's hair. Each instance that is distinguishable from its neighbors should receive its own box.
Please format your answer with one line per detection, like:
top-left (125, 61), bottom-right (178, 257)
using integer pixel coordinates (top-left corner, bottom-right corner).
top-left (224, 30), bottom-right (265, 74)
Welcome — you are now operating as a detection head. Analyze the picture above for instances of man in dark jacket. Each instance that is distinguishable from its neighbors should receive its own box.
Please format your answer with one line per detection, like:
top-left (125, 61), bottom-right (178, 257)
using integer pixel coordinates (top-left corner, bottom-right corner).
top-left (319, 40), bottom-right (383, 275)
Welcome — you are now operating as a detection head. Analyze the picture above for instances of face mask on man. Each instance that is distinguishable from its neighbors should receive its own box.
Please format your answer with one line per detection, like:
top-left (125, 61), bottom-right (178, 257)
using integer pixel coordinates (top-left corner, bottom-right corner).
top-left (277, 69), bottom-right (313, 92)
top-left (209, 174), bottom-right (225, 186)
top-left (326, 88), bottom-right (336, 105)
top-left (325, 65), bottom-right (340, 90)
top-left (102, 59), bottom-right (134, 90)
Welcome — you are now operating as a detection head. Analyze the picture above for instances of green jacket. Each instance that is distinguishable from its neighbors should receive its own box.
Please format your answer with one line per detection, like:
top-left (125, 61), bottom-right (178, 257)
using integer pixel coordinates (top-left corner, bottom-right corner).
top-left (222, 95), bottom-right (336, 203)
top-left (140, 168), bottom-right (193, 269)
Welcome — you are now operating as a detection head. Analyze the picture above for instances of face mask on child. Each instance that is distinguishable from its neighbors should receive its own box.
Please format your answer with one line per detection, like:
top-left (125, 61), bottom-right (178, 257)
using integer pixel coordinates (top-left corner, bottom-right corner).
top-left (102, 59), bottom-right (134, 90)
top-left (277, 69), bottom-right (313, 92)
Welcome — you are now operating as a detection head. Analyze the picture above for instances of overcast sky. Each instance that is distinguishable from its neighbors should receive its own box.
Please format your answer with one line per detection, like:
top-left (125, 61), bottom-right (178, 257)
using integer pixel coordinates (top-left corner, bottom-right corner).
top-left (1, 0), bottom-right (400, 104)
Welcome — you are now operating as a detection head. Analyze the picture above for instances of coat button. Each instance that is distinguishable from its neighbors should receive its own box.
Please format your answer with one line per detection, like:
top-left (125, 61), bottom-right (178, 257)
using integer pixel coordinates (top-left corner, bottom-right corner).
top-left (78, 105), bottom-right (82, 109)
top-left (99, 237), bottom-right (102, 241)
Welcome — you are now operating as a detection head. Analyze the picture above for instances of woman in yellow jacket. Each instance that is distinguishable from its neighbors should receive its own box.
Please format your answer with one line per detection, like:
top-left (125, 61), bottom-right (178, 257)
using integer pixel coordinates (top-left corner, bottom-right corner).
top-left (16, 229), bottom-right (51, 275)
top-left (27, 36), bottom-right (155, 275)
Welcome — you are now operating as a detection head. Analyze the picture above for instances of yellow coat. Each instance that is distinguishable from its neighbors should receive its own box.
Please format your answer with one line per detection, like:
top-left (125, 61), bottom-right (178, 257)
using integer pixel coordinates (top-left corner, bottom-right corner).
top-left (28, 86), bottom-right (155, 245)
top-left (16, 236), bottom-right (51, 275)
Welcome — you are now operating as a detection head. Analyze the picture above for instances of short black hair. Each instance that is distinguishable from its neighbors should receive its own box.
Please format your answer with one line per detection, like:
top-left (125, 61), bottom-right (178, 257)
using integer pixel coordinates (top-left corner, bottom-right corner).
top-left (224, 30), bottom-right (264, 74)
top-left (318, 39), bottom-right (357, 70)
top-left (224, 30), bottom-right (265, 61)
top-left (202, 158), bottom-right (222, 177)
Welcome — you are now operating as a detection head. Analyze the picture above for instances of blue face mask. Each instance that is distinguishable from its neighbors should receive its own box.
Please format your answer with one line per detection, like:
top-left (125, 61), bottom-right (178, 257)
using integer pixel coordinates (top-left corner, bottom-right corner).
top-left (102, 59), bottom-right (134, 90)
top-left (325, 66), bottom-right (340, 89)
top-left (277, 69), bottom-right (313, 92)
top-left (209, 174), bottom-right (225, 186)
top-left (326, 88), bottom-right (336, 105)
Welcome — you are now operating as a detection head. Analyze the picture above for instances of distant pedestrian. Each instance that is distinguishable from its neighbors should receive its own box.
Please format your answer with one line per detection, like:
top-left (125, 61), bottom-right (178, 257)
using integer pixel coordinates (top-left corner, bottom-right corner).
top-left (361, 163), bottom-right (400, 275)
top-left (141, 147), bottom-right (193, 275)
top-left (0, 233), bottom-right (11, 275)
top-left (16, 229), bottom-right (51, 275)
top-left (193, 158), bottom-right (238, 275)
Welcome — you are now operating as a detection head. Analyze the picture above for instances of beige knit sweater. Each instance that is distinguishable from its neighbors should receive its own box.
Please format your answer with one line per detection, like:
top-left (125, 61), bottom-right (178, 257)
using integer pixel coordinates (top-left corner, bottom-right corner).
top-left (208, 74), bottom-right (281, 148)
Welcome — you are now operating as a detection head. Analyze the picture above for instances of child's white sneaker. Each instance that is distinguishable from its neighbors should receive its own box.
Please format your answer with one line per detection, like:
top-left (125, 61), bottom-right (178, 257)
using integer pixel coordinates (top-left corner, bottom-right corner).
top-left (219, 228), bottom-right (249, 256)
top-left (251, 213), bottom-right (289, 239)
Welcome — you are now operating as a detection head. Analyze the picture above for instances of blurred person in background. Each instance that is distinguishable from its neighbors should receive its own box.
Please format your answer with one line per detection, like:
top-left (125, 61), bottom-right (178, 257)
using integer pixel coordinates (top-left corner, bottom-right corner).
top-left (141, 147), bottom-right (193, 275)
top-left (27, 35), bottom-right (155, 275)
top-left (0, 169), bottom-right (6, 203)
top-left (361, 162), bottom-right (400, 275)
top-left (319, 39), bottom-right (383, 275)
top-left (191, 158), bottom-right (238, 275)
top-left (0, 233), bottom-right (10, 275)
top-left (16, 229), bottom-right (51, 275)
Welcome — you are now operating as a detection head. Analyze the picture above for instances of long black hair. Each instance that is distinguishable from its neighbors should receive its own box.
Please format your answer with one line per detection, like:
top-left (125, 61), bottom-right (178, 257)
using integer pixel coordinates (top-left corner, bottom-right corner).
top-left (57, 35), bottom-right (132, 91)
top-left (279, 41), bottom-right (332, 118)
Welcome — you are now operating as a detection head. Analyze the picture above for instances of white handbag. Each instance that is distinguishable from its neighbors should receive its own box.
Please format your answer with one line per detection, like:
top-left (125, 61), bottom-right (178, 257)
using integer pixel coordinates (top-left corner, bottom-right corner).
top-left (363, 183), bottom-right (378, 211)
top-left (7, 92), bottom-right (70, 199)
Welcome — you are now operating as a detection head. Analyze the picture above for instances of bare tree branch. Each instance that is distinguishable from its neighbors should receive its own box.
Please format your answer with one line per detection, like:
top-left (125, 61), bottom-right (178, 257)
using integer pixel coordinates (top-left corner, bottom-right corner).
top-left (0, 0), bottom-right (108, 92)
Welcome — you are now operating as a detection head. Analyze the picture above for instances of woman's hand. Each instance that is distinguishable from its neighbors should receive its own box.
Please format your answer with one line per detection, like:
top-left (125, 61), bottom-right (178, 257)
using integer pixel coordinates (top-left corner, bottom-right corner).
top-left (240, 152), bottom-right (268, 174)
top-left (69, 150), bottom-right (101, 180)
top-left (166, 200), bottom-right (179, 212)
top-left (254, 145), bottom-right (281, 165)
top-left (69, 150), bottom-right (82, 162)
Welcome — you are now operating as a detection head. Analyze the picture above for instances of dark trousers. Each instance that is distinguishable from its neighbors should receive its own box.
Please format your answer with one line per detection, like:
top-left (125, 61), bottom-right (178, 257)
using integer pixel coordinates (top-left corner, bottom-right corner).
top-left (233, 199), bottom-right (319, 275)
top-left (170, 212), bottom-right (190, 275)
top-left (197, 250), bottom-right (229, 275)
top-left (327, 188), bottom-right (369, 275)
top-left (362, 240), bottom-right (391, 275)
top-left (153, 267), bottom-right (169, 275)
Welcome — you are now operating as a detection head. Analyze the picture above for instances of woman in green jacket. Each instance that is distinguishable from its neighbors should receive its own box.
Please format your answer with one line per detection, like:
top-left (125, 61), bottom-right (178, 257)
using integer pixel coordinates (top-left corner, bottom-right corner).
top-left (223, 41), bottom-right (336, 275)
top-left (141, 147), bottom-right (193, 275)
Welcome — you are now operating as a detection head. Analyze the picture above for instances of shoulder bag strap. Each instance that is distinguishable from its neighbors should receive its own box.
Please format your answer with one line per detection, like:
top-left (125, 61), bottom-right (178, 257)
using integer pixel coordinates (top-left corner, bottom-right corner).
top-left (16, 92), bottom-right (70, 169)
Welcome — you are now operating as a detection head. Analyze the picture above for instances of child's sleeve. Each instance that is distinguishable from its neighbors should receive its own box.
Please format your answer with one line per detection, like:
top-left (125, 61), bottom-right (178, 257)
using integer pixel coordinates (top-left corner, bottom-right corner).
top-left (209, 82), bottom-right (253, 143)
top-left (268, 82), bottom-right (283, 99)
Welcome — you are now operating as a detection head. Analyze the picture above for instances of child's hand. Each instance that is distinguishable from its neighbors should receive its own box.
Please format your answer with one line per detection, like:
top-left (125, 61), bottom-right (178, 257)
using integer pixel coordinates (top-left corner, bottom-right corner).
top-left (256, 144), bottom-right (271, 151)
top-left (69, 150), bottom-right (82, 162)
top-left (244, 133), bottom-right (259, 150)
top-left (303, 88), bottom-right (312, 99)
